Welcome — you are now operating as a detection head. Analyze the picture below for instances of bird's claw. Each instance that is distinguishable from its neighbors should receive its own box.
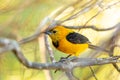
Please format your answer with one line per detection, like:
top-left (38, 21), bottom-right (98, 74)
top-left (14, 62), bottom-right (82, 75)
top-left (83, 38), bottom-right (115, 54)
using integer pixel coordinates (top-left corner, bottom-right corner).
top-left (54, 57), bottom-right (70, 73)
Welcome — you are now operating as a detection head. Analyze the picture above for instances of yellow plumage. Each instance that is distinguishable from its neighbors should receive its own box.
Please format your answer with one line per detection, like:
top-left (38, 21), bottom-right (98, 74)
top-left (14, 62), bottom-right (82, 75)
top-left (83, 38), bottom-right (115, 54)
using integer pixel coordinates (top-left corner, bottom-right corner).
top-left (45, 26), bottom-right (89, 56)
top-left (57, 37), bottom-right (88, 56)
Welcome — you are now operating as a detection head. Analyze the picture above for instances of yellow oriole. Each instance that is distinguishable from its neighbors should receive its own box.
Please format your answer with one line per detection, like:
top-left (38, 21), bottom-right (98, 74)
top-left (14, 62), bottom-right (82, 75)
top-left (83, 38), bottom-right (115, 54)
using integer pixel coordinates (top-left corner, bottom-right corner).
top-left (45, 26), bottom-right (90, 57)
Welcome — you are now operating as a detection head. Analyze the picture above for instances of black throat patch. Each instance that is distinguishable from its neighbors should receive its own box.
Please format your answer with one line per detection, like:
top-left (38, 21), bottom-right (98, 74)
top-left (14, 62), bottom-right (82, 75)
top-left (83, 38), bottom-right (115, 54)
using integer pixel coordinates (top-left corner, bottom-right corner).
top-left (52, 41), bottom-right (59, 48)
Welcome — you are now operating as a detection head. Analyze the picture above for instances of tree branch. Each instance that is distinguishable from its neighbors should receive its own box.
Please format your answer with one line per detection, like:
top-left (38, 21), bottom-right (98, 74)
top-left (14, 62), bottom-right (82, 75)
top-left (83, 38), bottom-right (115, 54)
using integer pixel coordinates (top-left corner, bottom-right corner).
top-left (61, 0), bottom-right (99, 23)
top-left (0, 37), bottom-right (120, 70)
top-left (63, 22), bottom-right (119, 31)
top-left (19, 17), bottom-right (50, 44)
top-left (45, 35), bottom-right (56, 62)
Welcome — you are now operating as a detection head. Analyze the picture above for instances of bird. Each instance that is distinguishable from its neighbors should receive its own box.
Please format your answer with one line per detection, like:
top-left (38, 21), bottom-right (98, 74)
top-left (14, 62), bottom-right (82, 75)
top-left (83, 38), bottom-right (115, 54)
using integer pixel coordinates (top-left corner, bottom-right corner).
top-left (45, 25), bottom-right (92, 58)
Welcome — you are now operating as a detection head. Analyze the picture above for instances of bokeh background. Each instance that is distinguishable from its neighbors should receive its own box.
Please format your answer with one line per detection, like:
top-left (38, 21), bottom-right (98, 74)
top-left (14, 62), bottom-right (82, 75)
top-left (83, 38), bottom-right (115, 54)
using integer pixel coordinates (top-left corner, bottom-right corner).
top-left (0, 0), bottom-right (120, 80)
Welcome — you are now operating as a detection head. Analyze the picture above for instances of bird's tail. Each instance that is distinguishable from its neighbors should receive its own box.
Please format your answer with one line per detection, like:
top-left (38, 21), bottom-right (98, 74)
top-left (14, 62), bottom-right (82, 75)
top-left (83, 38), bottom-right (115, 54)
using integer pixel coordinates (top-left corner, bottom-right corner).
top-left (88, 44), bottom-right (109, 53)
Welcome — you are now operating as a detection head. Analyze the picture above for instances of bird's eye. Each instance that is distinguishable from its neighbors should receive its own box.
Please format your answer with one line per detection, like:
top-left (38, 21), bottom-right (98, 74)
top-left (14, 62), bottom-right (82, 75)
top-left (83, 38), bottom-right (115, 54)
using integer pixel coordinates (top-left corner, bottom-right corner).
top-left (52, 30), bottom-right (57, 33)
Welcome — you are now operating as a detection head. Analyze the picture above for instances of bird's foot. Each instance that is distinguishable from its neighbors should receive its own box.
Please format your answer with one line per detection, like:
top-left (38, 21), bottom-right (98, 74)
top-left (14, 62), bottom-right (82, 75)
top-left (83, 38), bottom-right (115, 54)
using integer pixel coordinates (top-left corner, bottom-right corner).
top-left (59, 57), bottom-right (68, 62)
top-left (54, 56), bottom-right (71, 73)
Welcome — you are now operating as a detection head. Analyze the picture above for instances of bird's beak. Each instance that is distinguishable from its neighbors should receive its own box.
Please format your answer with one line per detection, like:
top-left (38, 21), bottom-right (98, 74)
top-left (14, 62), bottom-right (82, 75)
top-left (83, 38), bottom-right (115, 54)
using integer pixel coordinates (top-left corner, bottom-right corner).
top-left (45, 31), bottom-right (51, 35)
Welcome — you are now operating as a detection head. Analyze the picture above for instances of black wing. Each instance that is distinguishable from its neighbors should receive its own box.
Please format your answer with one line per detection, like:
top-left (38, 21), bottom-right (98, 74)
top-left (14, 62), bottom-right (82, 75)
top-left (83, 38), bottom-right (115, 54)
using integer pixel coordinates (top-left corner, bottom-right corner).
top-left (66, 32), bottom-right (90, 44)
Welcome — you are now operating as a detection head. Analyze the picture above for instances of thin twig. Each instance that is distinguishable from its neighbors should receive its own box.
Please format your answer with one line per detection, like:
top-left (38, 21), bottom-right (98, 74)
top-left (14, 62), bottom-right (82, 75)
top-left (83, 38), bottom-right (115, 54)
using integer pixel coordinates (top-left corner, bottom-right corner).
top-left (64, 23), bottom-right (117, 31)
top-left (58, 0), bottom-right (94, 23)
top-left (38, 34), bottom-right (53, 80)
top-left (61, 0), bottom-right (99, 23)
top-left (108, 25), bottom-right (120, 72)
top-left (45, 35), bottom-right (56, 62)
top-left (51, 0), bottom-right (82, 20)
top-left (114, 45), bottom-right (120, 48)
top-left (89, 66), bottom-right (98, 80)
top-left (104, 0), bottom-right (120, 10)
top-left (83, 0), bottom-right (120, 27)
top-left (83, 11), bottom-right (101, 27)
top-left (19, 17), bottom-right (50, 44)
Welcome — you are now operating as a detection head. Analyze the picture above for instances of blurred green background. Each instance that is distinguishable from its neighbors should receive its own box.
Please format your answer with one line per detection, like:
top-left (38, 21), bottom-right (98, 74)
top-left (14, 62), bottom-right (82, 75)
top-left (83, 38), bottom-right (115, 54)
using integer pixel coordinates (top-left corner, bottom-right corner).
top-left (0, 0), bottom-right (120, 80)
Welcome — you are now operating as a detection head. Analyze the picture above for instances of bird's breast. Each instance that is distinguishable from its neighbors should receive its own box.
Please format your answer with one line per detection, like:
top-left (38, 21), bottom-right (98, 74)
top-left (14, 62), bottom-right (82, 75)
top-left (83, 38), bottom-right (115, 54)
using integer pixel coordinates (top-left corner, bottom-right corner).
top-left (55, 38), bottom-right (88, 56)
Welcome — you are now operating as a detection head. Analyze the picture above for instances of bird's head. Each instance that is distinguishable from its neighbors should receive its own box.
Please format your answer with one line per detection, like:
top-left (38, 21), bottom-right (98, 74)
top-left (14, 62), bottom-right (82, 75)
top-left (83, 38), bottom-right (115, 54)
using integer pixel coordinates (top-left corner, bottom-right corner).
top-left (45, 26), bottom-right (73, 41)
